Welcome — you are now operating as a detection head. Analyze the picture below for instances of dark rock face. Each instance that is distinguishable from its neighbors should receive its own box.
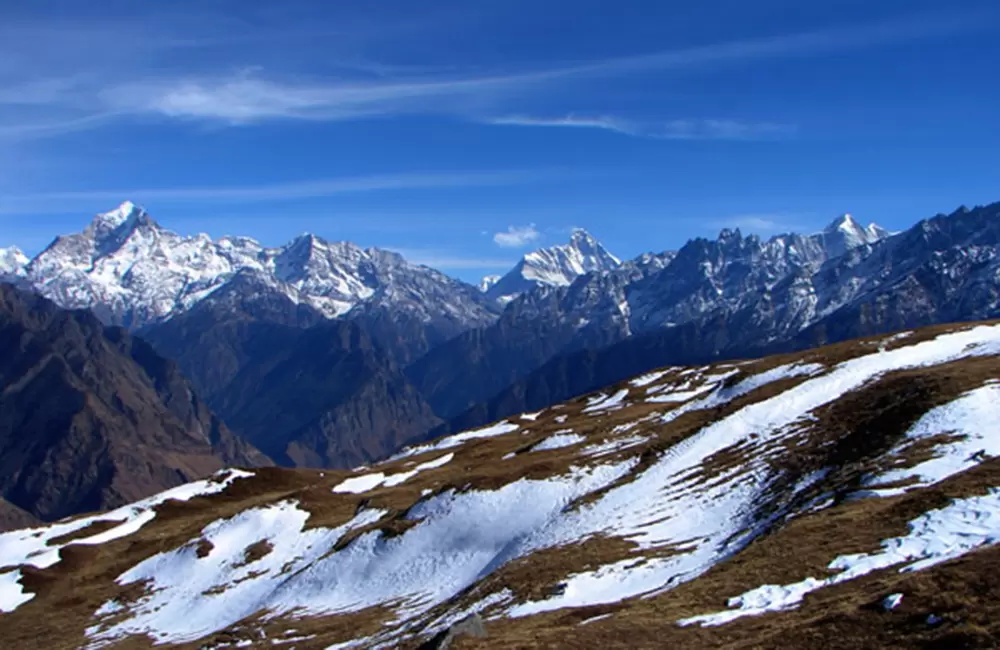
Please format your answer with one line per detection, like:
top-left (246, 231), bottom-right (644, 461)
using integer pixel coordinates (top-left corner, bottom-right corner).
top-left (142, 275), bottom-right (441, 469)
top-left (210, 319), bottom-right (441, 468)
top-left (0, 284), bottom-right (269, 527)
top-left (406, 255), bottom-right (669, 420)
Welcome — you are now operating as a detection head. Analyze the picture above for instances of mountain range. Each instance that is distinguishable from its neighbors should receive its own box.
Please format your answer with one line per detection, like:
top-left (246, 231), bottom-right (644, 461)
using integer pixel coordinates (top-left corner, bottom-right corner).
top-left (3, 320), bottom-right (1000, 648)
top-left (2, 200), bottom-right (999, 481)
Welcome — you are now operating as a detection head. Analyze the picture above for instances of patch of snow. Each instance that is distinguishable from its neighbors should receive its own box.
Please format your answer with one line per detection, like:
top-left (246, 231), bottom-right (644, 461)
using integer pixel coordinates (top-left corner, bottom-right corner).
top-left (532, 433), bottom-right (587, 452)
top-left (679, 488), bottom-right (1000, 627)
top-left (87, 502), bottom-right (386, 646)
top-left (882, 593), bottom-right (904, 611)
top-left (271, 634), bottom-right (316, 645)
top-left (581, 435), bottom-right (649, 457)
top-left (332, 473), bottom-right (387, 494)
top-left (382, 472), bottom-right (417, 489)
top-left (646, 385), bottom-right (714, 403)
top-left (390, 422), bottom-right (520, 460)
top-left (424, 589), bottom-right (513, 636)
top-left (509, 326), bottom-right (1000, 616)
top-left (381, 454), bottom-right (455, 489)
top-left (861, 384), bottom-right (1000, 496)
top-left (416, 453), bottom-right (455, 472)
top-left (554, 415), bottom-right (568, 424)
top-left (584, 389), bottom-right (629, 414)
top-left (520, 411), bottom-right (544, 421)
top-left (0, 570), bottom-right (32, 612)
top-left (0, 469), bottom-right (253, 573)
top-left (657, 362), bottom-right (823, 418)
top-left (631, 371), bottom-right (670, 388)
top-left (89, 463), bottom-right (633, 645)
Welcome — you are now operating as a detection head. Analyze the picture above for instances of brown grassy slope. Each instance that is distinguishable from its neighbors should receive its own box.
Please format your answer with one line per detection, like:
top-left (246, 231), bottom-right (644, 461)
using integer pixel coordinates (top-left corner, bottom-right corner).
top-left (1, 321), bottom-right (999, 649)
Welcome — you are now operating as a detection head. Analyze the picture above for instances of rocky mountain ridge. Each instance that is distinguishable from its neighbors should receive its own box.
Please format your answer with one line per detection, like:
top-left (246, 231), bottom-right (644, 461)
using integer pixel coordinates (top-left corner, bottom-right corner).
top-left (12, 201), bottom-right (499, 331)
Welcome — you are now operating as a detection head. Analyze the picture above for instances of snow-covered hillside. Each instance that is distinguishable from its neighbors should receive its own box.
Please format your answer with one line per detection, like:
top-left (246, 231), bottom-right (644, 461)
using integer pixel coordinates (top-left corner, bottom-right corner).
top-left (3, 320), bottom-right (1000, 649)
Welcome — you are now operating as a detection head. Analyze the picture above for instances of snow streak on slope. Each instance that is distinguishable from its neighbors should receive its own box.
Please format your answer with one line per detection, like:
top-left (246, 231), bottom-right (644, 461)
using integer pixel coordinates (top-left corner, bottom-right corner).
top-left (860, 383), bottom-right (1000, 496)
top-left (0, 470), bottom-right (253, 614)
top-left (679, 488), bottom-right (1000, 627)
top-left (532, 433), bottom-right (587, 452)
top-left (7, 323), bottom-right (1000, 649)
top-left (87, 463), bottom-right (635, 645)
top-left (332, 454), bottom-right (455, 493)
top-left (0, 570), bottom-right (31, 613)
top-left (506, 326), bottom-right (1000, 615)
top-left (0, 470), bottom-right (252, 573)
top-left (88, 503), bottom-right (388, 646)
top-left (390, 421), bottom-right (520, 459)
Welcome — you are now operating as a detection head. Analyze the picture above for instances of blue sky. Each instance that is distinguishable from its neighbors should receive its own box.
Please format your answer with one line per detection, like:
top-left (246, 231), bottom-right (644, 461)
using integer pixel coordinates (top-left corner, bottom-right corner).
top-left (1, 0), bottom-right (998, 281)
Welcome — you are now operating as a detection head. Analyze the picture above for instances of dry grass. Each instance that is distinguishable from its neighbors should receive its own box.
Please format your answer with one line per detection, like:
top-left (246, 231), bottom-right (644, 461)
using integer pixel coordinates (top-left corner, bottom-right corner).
top-left (2, 322), bottom-right (1000, 649)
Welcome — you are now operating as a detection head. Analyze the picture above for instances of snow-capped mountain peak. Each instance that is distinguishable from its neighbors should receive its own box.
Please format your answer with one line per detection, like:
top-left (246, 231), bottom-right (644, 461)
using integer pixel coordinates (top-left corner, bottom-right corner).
top-left (0, 246), bottom-right (29, 277)
top-left (16, 203), bottom-right (497, 329)
top-left (479, 274), bottom-right (501, 293)
top-left (819, 212), bottom-right (888, 258)
top-left (90, 201), bottom-right (148, 239)
top-left (487, 229), bottom-right (621, 305)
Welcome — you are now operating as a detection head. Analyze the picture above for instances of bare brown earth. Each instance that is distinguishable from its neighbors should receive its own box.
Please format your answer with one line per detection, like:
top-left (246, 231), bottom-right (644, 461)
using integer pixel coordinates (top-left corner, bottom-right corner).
top-left (2, 321), bottom-right (1000, 649)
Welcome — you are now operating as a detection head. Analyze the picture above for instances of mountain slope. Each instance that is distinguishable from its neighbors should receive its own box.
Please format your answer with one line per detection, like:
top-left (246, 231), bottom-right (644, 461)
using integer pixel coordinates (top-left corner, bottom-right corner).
top-left (211, 319), bottom-right (442, 468)
top-left (407, 262), bottom-right (651, 419)
top-left (139, 272), bottom-right (443, 469)
top-left (2, 321), bottom-right (1000, 648)
top-left (0, 284), bottom-right (269, 527)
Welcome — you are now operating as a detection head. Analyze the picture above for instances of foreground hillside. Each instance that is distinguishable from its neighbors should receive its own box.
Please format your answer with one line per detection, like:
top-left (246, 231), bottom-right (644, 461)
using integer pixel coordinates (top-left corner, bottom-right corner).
top-left (3, 321), bottom-right (1000, 648)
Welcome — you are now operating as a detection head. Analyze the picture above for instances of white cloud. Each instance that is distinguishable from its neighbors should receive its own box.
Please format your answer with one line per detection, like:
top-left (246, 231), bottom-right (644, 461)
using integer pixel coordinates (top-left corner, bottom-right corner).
top-left (0, 170), bottom-right (550, 214)
top-left (0, 9), bottom-right (988, 131)
top-left (493, 224), bottom-right (541, 248)
top-left (488, 115), bottom-right (796, 140)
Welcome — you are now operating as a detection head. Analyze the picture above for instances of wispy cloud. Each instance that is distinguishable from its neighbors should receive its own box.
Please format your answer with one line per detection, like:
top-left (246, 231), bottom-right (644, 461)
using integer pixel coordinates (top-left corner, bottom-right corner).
top-left (385, 247), bottom-right (516, 270)
top-left (493, 224), bottom-right (541, 248)
top-left (0, 170), bottom-right (552, 214)
top-left (488, 115), bottom-right (796, 140)
top-left (1, 9), bottom-right (990, 132)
